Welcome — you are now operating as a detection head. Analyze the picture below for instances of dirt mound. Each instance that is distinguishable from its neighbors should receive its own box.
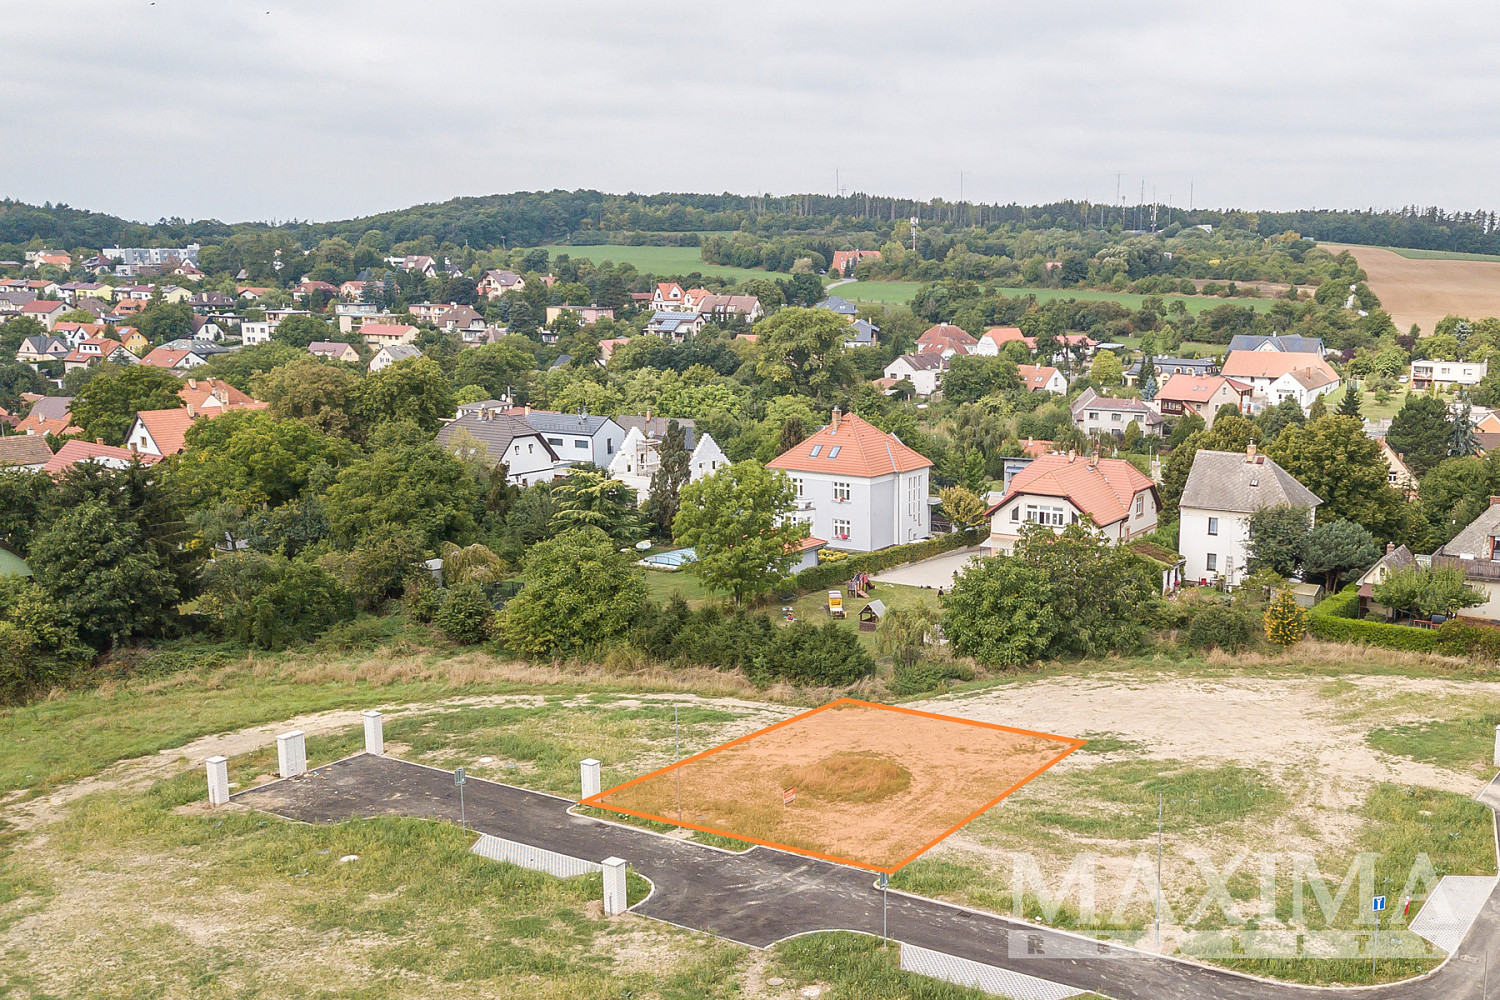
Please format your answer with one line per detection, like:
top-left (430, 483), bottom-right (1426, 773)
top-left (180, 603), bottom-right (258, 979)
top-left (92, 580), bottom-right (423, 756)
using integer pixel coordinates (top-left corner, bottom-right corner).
top-left (782, 752), bottom-right (911, 804)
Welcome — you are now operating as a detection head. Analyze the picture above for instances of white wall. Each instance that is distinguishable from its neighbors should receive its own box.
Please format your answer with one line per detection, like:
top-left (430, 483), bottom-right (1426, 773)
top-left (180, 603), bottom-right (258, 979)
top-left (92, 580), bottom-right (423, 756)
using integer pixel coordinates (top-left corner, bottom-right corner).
top-left (1179, 507), bottom-right (1252, 585)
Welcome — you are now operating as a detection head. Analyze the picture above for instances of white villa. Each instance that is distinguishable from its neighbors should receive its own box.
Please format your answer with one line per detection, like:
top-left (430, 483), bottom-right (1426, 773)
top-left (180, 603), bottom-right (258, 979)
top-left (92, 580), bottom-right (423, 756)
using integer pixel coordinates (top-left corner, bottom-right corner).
top-left (1177, 445), bottom-right (1322, 586)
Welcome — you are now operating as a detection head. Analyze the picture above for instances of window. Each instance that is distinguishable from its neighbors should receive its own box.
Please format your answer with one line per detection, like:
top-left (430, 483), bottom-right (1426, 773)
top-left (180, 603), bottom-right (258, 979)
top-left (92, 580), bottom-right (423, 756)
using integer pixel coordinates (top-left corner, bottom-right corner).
top-left (1088, 411), bottom-right (1099, 420)
top-left (828, 446), bottom-right (842, 459)
top-left (810, 444), bottom-right (822, 457)
top-left (791, 477), bottom-right (804, 497)
top-left (1206, 553), bottom-right (1218, 572)
top-left (575, 439), bottom-right (588, 449)
top-left (1025, 504), bottom-right (1066, 526)
top-left (1134, 495), bottom-right (1144, 517)
top-left (907, 477), bottom-right (921, 518)
top-left (1112, 412), bottom-right (1121, 422)
top-left (547, 437), bottom-right (563, 447)
top-left (833, 481), bottom-right (851, 502)
top-left (1010, 506), bottom-right (1020, 522)
top-left (1207, 517), bottom-right (1219, 536)
top-left (833, 518), bottom-right (851, 540)
top-left (607, 439), bottom-right (614, 454)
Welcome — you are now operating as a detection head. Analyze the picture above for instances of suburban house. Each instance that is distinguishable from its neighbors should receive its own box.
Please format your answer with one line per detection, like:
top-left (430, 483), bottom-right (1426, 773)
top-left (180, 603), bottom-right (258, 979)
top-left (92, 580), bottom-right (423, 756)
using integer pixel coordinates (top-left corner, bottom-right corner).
top-left (16, 334), bottom-right (68, 364)
top-left (693, 293), bottom-right (763, 325)
top-left (1016, 364), bottom-right (1067, 394)
top-left (1177, 445), bottom-right (1322, 587)
top-left (124, 408), bottom-right (211, 459)
top-left (1153, 375), bottom-right (1254, 426)
top-left (1124, 356), bottom-right (1217, 385)
top-left (1226, 334), bottom-right (1325, 354)
top-left (504, 408), bottom-right (624, 468)
top-left (606, 417), bottom-right (728, 500)
top-left (974, 327), bottom-right (1027, 355)
top-left (1355, 543), bottom-right (1417, 619)
top-left (1378, 439), bottom-right (1419, 497)
top-left (1430, 500), bottom-right (1500, 623)
top-left (42, 439), bottom-right (144, 475)
top-left (359, 323), bottom-right (419, 348)
top-left (178, 378), bottom-right (262, 413)
top-left (883, 353), bottom-right (948, 396)
top-left (916, 324), bottom-right (978, 357)
top-left (0, 435), bottom-right (55, 472)
top-left (597, 337), bottom-right (631, 363)
top-left (646, 311), bottom-right (706, 341)
top-left (651, 283), bottom-right (688, 311)
top-left (17, 396), bottom-right (75, 437)
top-left (63, 338), bottom-right (139, 372)
top-left (767, 409), bottom-right (932, 552)
top-left (478, 270), bottom-right (524, 298)
top-left (293, 280), bottom-right (338, 300)
top-left (434, 405), bottom-right (559, 487)
top-left (189, 316), bottom-right (228, 342)
top-left (815, 295), bottom-right (860, 320)
top-left (545, 305), bottom-right (616, 326)
top-left (435, 305), bottom-right (487, 334)
top-left (140, 346), bottom-right (211, 370)
top-left (120, 329), bottom-right (151, 354)
top-left (369, 344), bottom-right (423, 372)
top-left (390, 255), bottom-right (437, 277)
top-left (1071, 388), bottom-right (1163, 438)
top-left (983, 452), bottom-right (1159, 555)
top-left (844, 319), bottom-right (879, 348)
top-left (1411, 359), bottom-right (1487, 390)
top-left (829, 249), bottom-right (881, 275)
top-left (308, 341), bottom-right (360, 363)
top-left (1220, 351), bottom-right (1340, 411)
top-left (19, 300), bottom-right (67, 329)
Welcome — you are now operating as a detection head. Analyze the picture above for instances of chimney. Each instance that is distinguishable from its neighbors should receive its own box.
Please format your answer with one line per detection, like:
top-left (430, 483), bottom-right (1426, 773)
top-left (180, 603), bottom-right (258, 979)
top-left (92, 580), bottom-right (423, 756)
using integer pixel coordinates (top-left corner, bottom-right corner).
top-left (831, 406), bottom-right (842, 431)
top-left (1490, 497), bottom-right (1500, 507)
top-left (187, 379), bottom-right (198, 389)
top-left (1067, 449), bottom-right (1077, 463)
top-left (1246, 443), bottom-right (1257, 462)
top-left (1386, 541), bottom-right (1395, 554)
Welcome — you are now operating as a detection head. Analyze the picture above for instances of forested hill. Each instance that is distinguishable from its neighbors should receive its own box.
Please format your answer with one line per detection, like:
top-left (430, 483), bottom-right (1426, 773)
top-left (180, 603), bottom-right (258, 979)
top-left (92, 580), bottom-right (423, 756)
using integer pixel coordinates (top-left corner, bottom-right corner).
top-left (5, 191), bottom-right (1500, 255)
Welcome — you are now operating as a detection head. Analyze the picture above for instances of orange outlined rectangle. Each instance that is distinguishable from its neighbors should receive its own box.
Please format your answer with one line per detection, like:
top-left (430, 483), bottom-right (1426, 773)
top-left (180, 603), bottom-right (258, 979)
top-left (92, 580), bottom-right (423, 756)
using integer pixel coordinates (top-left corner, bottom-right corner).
top-left (583, 698), bottom-right (1084, 873)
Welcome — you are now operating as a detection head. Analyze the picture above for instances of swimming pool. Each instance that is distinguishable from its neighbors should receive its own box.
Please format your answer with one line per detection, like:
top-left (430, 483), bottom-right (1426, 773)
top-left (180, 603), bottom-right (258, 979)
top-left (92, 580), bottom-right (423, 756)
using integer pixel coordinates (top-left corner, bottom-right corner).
top-left (638, 547), bottom-right (697, 569)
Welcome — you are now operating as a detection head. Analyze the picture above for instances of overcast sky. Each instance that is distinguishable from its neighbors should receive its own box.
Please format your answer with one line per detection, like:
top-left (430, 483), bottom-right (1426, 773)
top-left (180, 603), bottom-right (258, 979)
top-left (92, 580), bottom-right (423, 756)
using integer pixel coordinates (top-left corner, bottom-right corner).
top-left (5, 1), bottom-right (1496, 224)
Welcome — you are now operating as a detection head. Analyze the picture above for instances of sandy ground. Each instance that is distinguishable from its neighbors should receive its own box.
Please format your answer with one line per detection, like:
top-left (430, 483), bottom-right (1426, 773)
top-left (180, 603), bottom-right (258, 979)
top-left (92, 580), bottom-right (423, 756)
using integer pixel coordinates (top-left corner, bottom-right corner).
top-left (594, 701), bottom-right (1079, 870)
top-left (872, 546), bottom-right (986, 590)
top-left (1324, 244), bottom-right (1500, 334)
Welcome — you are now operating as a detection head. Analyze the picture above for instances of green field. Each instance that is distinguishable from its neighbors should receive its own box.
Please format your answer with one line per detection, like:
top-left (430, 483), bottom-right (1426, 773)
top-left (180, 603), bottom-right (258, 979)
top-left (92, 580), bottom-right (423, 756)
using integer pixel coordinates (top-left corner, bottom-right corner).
top-left (536, 244), bottom-right (789, 284)
top-left (1380, 247), bottom-right (1500, 263)
top-left (835, 281), bottom-right (1279, 314)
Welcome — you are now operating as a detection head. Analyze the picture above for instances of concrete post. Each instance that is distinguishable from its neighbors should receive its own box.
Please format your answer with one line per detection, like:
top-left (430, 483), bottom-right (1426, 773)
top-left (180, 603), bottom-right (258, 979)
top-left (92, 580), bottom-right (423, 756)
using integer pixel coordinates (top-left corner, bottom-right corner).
top-left (602, 856), bottom-right (628, 916)
top-left (206, 755), bottom-right (230, 806)
top-left (1494, 725), bottom-right (1499, 767)
top-left (363, 710), bottom-right (384, 755)
top-left (581, 758), bottom-right (601, 801)
top-left (277, 730), bottom-right (307, 779)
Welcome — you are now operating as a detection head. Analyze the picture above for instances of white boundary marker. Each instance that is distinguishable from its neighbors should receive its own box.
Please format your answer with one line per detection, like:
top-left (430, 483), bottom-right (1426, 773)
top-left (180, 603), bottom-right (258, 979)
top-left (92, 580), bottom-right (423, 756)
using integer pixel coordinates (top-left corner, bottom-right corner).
top-left (276, 730), bottom-right (306, 778)
top-left (602, 856), bottom-right (628, 915)
top-left (206, 755), bottom-right (230, 805)
top-left (580, 758), bottom-right (601, 800)
top-left (900, 943), bottom-right (1083, 1000)
top-left (362, 711), bottom-right (383, 755)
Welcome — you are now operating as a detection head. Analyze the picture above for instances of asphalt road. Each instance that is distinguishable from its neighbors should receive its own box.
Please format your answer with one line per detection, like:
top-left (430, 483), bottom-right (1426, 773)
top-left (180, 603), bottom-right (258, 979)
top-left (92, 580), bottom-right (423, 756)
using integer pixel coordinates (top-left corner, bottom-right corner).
top-left (234, 754), bottom-right (1500, 1000)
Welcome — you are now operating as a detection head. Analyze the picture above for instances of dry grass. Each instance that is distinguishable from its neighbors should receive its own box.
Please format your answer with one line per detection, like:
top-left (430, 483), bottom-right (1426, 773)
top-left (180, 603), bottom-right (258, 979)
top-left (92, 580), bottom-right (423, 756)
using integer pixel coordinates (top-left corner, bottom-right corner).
top-left (784, 752), bottom-right (912, 804)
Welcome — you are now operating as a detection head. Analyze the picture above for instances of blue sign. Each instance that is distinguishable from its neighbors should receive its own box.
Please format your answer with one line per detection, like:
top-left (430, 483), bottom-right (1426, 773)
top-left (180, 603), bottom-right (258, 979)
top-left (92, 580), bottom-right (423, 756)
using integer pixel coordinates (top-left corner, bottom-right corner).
top-left (1372, 895), bottom-right (1386, 912)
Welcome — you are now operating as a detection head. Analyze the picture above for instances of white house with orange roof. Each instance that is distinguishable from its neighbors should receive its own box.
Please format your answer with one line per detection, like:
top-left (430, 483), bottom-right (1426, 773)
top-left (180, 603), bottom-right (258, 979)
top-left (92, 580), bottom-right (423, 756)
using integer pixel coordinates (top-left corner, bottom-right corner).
top-left (1153, 374), bottom-right (1254, 426)
top-left (1016, 364), bottom-right (1067, 394)
top-left (651, 283), bottom-right (687, 311)
top-left (1220, 351), bottom-right (1340, 412)
top-left (983, 452), bottom-right (1160, 555)
top-left (767, 408), bottom-right (932, 551)
top-left (915, 324), bottom-right (978, 357)
top-left (973, 327), bottom-right (1027, 355)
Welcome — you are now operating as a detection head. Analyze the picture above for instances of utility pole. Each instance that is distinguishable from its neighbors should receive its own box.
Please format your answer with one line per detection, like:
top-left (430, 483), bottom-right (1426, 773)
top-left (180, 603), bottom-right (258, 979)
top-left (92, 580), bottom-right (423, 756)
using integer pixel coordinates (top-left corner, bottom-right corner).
top-left (675, 705), bottom-right (682, 829)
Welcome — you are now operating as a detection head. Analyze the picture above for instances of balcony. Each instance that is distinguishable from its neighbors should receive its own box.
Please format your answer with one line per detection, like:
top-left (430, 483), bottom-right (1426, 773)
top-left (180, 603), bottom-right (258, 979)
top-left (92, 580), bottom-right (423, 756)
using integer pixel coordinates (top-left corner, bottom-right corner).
top-left (1432, 552), bottom-right (1500, 582)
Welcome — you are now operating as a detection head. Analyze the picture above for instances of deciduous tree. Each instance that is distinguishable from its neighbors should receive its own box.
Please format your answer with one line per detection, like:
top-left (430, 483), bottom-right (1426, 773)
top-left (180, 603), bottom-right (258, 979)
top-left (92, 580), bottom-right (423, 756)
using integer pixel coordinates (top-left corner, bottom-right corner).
top-left (500, 526), bottom-right (646, 656)
top-left (673, 461), bottom-right (805, 603)
top-left (70, 364), bottom-right (184, 445)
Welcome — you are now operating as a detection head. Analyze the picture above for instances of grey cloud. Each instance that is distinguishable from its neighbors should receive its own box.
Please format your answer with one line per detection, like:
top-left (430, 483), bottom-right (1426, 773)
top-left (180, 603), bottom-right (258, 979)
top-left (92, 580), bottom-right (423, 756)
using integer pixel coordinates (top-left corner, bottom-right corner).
top-left (3, 0), bottom-right (1497, 222)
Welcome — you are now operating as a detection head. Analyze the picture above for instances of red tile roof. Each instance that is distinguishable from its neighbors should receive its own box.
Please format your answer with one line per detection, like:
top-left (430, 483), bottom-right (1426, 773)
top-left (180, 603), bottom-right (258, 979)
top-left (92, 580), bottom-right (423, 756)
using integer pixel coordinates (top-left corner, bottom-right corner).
top-left (916, 324), bottom-right (978, 355)
top-left (1221, 351), bottom-right (1336, 381)
top-left (1155, 374), bottom-right (1253, 402)
top-left (995, 454), bottom-right (1155, 527)
top-left (20, 300), bottom-right (64, 314)
top-left (767, 411), bottom-right (932, 478)
top-left (132, 408), bottom-right (199, 456)
top-left (179, 378), bottom-right (261, 411)
top-left (43, 439), bottom-right (151, 475)
top-left (1016, 364), bottom-right (1061, 390)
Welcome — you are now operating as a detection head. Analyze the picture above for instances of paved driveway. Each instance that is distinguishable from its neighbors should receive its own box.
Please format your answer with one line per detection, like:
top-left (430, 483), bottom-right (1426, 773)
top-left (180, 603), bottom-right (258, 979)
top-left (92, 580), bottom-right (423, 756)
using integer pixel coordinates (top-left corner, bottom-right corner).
top-left (235, 754), bottom-right (1500, 999)
top-left (872, 545), bottom-right (986, 590)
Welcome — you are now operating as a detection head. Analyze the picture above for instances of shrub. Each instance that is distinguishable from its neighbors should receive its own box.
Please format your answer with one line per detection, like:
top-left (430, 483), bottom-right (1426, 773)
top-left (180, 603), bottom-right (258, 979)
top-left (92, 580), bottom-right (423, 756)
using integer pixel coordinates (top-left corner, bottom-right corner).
top-left (889, 660), bottom-right (975, 697)
top-left (1305, 585), bottom-right (1446, 652)
top-left (1186, 603), bottom-right (1258, 652)
top-left (1264, 590), bottom-right (1308, 647)
top-left (435, 582), bottom-right (495, 645)
top-left (199, 553), bottom-right (355, 650)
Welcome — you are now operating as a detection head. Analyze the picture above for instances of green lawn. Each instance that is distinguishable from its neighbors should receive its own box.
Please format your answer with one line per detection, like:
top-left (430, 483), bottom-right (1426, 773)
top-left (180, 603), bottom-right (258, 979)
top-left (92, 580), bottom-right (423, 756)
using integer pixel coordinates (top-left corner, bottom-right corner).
top-left (1379, 247), bottom-right (1500, 263)
top-left (835, 281), bottom-right (1279, 314)
top-left (641, 568), bottom-right (717, 605)
top-left (536, 244), bottom-right (788, 284)
top-left (783, 580), bottom-right (938, 653)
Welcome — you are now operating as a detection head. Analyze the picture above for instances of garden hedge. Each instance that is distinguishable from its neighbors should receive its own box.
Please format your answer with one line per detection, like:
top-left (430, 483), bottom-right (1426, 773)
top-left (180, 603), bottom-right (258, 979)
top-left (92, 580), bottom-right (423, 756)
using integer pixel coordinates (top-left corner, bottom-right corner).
top-left (1306, 584), bottom-right (1500, 659)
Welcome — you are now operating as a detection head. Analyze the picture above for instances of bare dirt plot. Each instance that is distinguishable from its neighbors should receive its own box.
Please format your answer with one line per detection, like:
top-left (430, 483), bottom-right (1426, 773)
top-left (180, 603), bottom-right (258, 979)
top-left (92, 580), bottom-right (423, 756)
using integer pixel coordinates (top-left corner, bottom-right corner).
top-left (587, 698), bottom-right (1082, 872)
top-left (1324, 243), bottom-right (1500, 334)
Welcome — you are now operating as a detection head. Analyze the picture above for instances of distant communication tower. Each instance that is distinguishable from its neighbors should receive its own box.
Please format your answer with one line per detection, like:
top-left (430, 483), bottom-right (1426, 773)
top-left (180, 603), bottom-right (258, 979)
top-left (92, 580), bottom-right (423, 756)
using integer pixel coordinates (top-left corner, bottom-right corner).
top-left (910, 216), bottom-right (919, 252)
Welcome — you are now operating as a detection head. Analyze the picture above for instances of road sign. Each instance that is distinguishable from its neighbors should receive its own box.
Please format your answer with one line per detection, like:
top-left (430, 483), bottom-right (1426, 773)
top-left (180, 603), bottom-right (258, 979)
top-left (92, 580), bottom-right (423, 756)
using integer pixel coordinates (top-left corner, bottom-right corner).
top-left (1373, 895), bottom-right (1386, 912)
top-left (783, 787), bottom-right (796, 806)
top-left (878, 873), bottom-right (889, 889)
top-left (455, 767), bottom-right (466, 786)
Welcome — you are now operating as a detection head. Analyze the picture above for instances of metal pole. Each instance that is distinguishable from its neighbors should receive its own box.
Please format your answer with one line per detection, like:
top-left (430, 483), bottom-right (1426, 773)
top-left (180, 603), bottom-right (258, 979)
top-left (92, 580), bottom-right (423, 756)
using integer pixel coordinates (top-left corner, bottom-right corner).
top-left (1156, 792), bottom-right (1163, 946)
top-left (675, 705), bottom-right (682, 829)
top-left (1371, 912), bottom-right (1377, 979)
top-left (880, 873), bottom-right (890, 946)
top-left (460, 782), bottom-right (466, 832)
